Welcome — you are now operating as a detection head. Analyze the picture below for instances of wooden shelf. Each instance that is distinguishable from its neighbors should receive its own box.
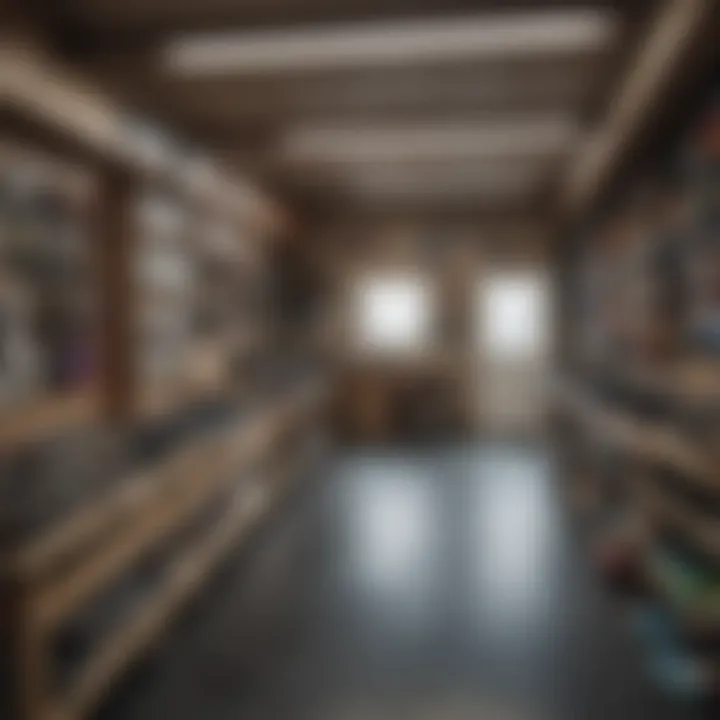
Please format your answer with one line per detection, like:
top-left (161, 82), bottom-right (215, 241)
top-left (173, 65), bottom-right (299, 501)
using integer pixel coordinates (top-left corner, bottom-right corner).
top-left (1, 378), bottom-right (328, 720)
top-left (4, 468), bottom-right (155, 579)
top-left (4, 381), bottom-right (320, 586)
top-left (554, 378), bottom-right (647, 454)
top-left (587, 359), bottom-right (720, 411)
top-left (136, 331), bottom-right (273, 420)
top-left (559, 376), bottom-right (720, 640)
top-left (634, 360), bottom-right (720, 407)
top-left (634, 425), bottom-right (720, 497)
top-left (555, 377), bottom-right (720, 496)
top-left (27, 403), bottom-right (282, 633)
top-left (0, 388), bottom-right (100, 452)
top-left (641, 481), bottom-right (720, 562)
top-left (136, 375), bottom-right (223, 420)
top-left (52, 483), bottom-right (275, 720)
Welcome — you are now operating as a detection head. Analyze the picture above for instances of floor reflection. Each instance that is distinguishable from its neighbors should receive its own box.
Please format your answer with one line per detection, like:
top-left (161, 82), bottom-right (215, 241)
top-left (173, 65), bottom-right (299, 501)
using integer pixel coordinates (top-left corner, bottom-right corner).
top-left (470, 450), bottom-right (561, 627)
top-left (97, 444), bottom-right (703, 720)
top-left (339, 459), bottom-right (440, 631)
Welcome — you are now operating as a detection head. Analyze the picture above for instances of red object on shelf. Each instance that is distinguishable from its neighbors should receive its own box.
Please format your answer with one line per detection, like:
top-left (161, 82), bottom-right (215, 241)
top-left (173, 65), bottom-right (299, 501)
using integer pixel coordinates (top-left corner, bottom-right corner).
top-left (594, 536), bottom-right (648, 594)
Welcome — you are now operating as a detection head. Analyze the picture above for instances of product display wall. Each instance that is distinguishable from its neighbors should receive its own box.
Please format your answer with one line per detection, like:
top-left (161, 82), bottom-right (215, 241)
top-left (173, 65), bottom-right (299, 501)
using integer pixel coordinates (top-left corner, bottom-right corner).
top-left (0, 143), bottom-right (97, 408)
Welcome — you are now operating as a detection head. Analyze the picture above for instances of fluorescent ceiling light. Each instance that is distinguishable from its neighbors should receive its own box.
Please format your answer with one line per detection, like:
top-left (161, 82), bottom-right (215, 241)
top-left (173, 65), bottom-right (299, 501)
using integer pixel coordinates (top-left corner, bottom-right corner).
top-left (341, 163), bottom-right (546, 195)
top-left (352, 182), bottom-right (536, 201)
top-left (165, 10), bottom-right (617, 75)
top-left (281, 118), bottom-right (579, 163)
top-left (349, 161), bottom-right (545, 185)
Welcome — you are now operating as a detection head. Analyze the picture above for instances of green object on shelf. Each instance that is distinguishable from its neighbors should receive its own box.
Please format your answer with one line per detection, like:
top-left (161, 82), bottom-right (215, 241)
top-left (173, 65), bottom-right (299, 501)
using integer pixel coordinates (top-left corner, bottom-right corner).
top-left (652, 546), bottom-right (720, 619)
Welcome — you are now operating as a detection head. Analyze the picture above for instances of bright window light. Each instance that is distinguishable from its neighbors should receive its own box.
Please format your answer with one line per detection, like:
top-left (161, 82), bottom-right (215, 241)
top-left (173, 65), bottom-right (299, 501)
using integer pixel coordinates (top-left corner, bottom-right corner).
top-left (479, 273), bottom-right (550, 360)
top-left (164, 10), bottom-right (617, 75)
top-left (355, 274), bottom-right (434, 354)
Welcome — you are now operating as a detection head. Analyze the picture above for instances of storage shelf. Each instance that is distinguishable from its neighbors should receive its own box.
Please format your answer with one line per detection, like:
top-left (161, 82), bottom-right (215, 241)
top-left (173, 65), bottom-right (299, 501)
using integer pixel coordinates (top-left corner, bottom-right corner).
top-left (4, 469), bottom-right (155, 579)
top-left (136, 375), bottom-right (224, 420)
top-left (0, 388), bottom-right (100, 452)
top-left (586, 359), bottom-right (720, 412)
top-left (52, 484), bottom-right (275, 720)
top-left (27, 401), bottom-right (285, 633)
top-left (555, 377), bottom-right (720, 497)
top-left (635, 425), bottom-right (720, 497)
top-left (554, 378), bottom-right (647, 455)
top-left (627, 360), bottom-right (720, 407)
top-left (641, 482), bottom-right (720, 562)
top-left (1, 378), bottom-right (329, 720)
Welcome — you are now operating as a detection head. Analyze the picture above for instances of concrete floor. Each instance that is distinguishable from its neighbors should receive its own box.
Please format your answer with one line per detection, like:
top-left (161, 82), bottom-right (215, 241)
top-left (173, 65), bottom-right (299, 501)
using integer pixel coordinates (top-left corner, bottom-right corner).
top-left (96, 444), bottom-right (705, 720)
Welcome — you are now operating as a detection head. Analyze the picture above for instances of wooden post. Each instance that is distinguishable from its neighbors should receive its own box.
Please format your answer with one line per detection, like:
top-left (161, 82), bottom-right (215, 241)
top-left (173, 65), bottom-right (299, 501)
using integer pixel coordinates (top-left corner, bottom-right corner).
top-left (0, 577), bottom-right (47, 720)
top-left (94, 168), bottom-right (135, 421)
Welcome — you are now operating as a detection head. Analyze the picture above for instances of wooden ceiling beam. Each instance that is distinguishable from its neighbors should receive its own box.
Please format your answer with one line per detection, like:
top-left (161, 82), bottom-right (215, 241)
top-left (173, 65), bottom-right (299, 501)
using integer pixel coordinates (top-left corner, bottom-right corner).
top-left (85, 56), bottom-right (604, 151)
top-left (0, 26), bottom-right (288, 232)
top-left (135, 81), bottom-right (597, 131)
top-left (306, 201), bottom-right (555, 227)
top-left (563, 0), bottom-right (718, 217)
top-left (17, 0), bottom-right (659, 220)
top-left (63, 0), bottom-right (644, 48)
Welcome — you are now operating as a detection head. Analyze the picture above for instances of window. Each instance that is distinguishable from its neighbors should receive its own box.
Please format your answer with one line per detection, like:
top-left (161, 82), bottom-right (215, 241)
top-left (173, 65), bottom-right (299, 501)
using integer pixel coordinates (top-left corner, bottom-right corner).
top-left (355, 274), bottom-right (434, 354)
top-left (478, 272), bottom-right (550, 360)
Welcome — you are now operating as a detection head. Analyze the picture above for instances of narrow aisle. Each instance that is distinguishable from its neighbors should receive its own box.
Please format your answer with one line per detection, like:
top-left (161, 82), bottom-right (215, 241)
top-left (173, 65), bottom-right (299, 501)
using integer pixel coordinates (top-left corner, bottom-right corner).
top-left (98, 446), bottom-right (702, 720)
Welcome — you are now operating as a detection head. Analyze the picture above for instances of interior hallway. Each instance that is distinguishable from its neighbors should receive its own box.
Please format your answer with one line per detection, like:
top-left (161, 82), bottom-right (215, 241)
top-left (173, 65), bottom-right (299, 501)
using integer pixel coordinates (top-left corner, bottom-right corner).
top-left (96, 445), bottom-right (702, 720)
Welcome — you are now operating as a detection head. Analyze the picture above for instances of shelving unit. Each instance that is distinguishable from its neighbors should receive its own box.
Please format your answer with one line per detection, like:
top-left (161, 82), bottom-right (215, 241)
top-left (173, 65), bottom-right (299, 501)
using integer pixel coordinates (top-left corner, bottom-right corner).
top-left (56, 485), bottom-right (269, 720)
top-left (640, 480), bottom-right (720, 563)
top-left (556, 376), bottom-right (720, 493)
top-left (0, 28), bottom-right (331, 720)
top-left (648, 545), bottom-right (720, 636)
top-left (0, 380), bottom-right (328, 720)
top-left (0, 140), bottom-right (102, 450)
top-left (556, 90), bottom-right (720, 696)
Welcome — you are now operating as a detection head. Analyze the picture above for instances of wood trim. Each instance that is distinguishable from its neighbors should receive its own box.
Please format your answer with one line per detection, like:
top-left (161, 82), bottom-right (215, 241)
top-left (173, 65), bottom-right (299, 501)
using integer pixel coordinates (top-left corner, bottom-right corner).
top-left (94, 167), bottom-right (136, 421)
top-left (563, 0), bottom-right (715, 216)
top-left (0, 30), bottom-right (286, 235)
top-left (0, 388), bottom-right (100, 453)
top-left (1, 380), bottom-right (327, 720)
top-left (55, 482), bottom-right (275, 720)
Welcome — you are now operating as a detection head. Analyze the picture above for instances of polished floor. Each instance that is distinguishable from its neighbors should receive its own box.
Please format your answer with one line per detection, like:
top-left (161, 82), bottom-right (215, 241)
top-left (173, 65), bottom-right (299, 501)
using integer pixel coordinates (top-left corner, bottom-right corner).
top-left (97, 445), bottom-right (704, 720)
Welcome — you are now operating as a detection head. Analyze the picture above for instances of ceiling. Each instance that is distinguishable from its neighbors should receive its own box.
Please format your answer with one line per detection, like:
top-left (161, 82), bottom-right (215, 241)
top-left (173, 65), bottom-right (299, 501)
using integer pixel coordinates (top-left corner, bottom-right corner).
top-left (25, 0), bottom-right (658, 218)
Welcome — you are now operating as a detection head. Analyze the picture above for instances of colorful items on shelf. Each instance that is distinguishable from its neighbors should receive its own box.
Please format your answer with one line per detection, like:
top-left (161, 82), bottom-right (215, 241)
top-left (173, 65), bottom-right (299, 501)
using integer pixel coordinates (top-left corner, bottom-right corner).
top-left (135, 188), bottom-right (194, 388)
top-left (0, 141), bottom-right (97, 408)
top-left (651, 541), bottom-right (720, 628)
top-left (563, 87), bottom-right (720, 705)
top-left (632, 602), bottom-right (715, 700)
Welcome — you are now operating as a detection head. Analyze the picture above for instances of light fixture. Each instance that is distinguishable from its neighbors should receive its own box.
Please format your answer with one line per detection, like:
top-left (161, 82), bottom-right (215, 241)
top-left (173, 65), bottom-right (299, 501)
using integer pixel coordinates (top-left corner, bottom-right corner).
top-left (280, 118), bottom-right (579, 163)
top-left (343, 161), bottom-right (548, 193)
top-left (165, 10), bottom-right (617, 76)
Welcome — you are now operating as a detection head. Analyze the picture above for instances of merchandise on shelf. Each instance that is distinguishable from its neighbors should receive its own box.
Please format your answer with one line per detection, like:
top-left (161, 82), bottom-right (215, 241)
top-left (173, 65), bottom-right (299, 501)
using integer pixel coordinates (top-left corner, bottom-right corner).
top-left (0, 141), bottom-right (97, 407)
